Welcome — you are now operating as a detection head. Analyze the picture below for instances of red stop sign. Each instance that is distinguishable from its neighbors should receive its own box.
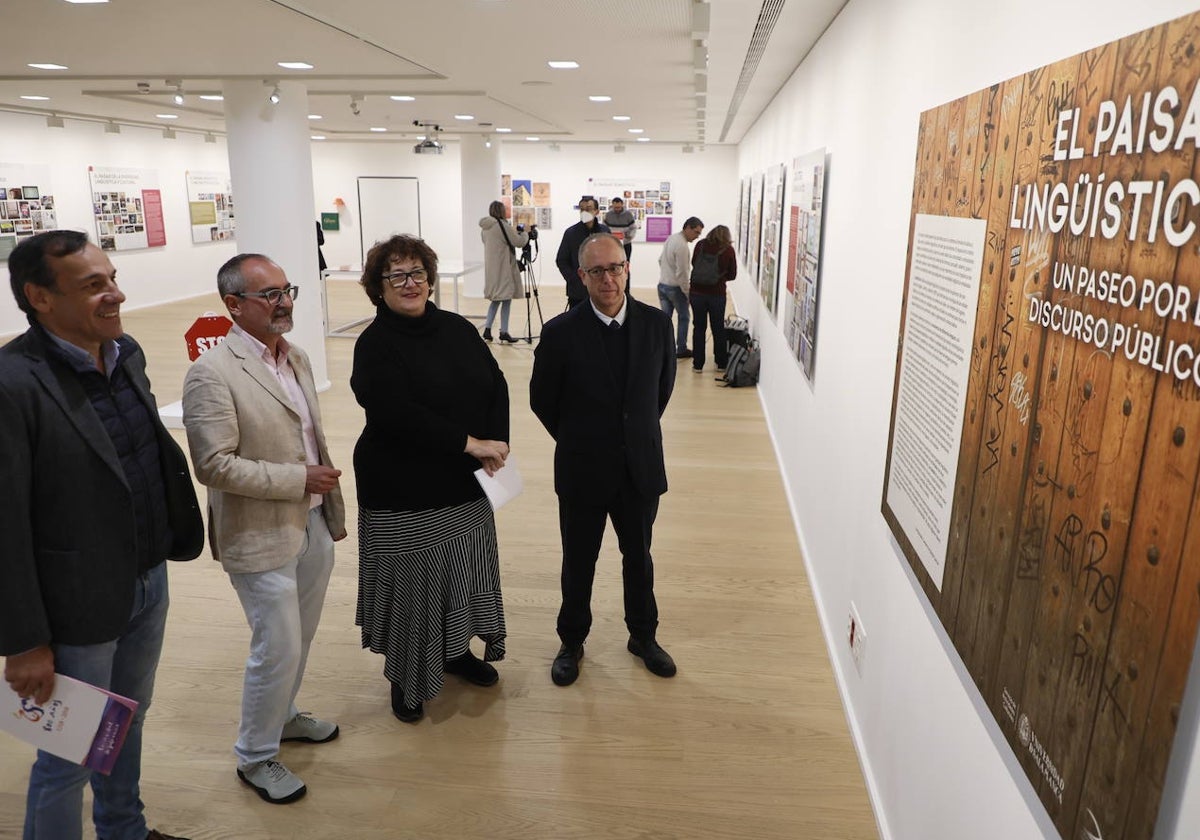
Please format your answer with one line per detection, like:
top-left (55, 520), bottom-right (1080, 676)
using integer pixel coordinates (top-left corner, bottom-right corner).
top-left (184, 314), bottom-right (232, 361)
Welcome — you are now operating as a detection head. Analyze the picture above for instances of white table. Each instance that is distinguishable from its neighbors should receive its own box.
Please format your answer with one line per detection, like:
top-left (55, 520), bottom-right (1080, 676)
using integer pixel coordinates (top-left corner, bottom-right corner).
top-left (321, 260), bottom-right (484, 337)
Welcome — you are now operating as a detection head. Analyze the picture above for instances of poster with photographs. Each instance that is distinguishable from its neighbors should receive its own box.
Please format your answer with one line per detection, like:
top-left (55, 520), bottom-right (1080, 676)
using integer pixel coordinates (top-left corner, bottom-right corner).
top-left (589, 177), bottom-right (673, 242)
top-left (784, 149), bottom-right (827, 381)
top-left (736, 177), bottom-right (750, 267)
top-left (759, 163), bottom-right (786, 319)
top-left (500, 175), bottom-right (550, 229)
top-left (185, 170), bottom-right (235, 244)
top-left (88, 166), bottom-right (166, 252)
top-left (511, 179), bottom-right (533, 207)
top-left (881, 11), bottom-right (1200, 838)
top-left (747, 173), bottom-right (764, 290)
top-left (0, 163), bottom-right (58, 259)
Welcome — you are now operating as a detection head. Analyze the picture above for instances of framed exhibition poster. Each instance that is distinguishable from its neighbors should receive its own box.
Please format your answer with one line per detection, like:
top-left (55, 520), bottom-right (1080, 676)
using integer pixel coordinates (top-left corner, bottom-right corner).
top-left (760, 162), bottom-right (786, 319)
top-left (185, 170), bottom-right (235, 243)
top-left (88, 166), bottom-right (165, 251)
top-left (785, 149), bottom-right (827, 381)
top-left (882, 11), bottom-right (1200, 839)
top-left (0, 163), bottom-right (58, 256)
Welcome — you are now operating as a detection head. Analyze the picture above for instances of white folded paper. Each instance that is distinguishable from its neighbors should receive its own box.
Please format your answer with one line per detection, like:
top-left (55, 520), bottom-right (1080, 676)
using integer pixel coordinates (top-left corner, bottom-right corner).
top-left (1, 674), bottom-right (139, 774)
top-left (474, 455), bottom-right (524, 510)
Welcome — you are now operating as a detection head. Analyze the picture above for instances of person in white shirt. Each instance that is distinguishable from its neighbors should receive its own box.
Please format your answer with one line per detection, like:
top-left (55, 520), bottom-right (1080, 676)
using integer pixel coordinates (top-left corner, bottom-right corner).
top-left (656, 216), bottom-right (704, 359)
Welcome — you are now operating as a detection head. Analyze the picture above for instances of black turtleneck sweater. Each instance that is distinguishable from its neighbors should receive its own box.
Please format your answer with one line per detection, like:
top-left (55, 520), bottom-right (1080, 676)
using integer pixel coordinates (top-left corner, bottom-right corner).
top-left (350, 302), bottom-right (510, 511)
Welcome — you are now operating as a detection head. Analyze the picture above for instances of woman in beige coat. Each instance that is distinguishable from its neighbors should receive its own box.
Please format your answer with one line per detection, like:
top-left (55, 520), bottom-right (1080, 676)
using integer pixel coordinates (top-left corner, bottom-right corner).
top-left (478, 200), bottom-right (528, 343)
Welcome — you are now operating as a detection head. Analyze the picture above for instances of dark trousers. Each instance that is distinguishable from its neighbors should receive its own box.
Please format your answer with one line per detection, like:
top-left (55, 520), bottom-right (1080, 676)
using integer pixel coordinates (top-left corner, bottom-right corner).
top-left (556, 478), bottom-right (660, 647)
top-left (690, 292), bottom-right (728, 369)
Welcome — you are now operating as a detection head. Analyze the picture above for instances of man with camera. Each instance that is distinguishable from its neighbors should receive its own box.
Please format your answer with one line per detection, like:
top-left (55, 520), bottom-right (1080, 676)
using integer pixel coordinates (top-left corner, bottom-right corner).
top-left (555, 196), bottom-right (610, 309)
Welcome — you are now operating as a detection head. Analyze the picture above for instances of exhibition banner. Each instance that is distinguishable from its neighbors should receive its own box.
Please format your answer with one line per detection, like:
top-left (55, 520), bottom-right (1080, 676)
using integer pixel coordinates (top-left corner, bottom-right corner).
top-left (0, 163), bottom-right (58, 257)
top-left (784, 149), bottom-right (827, 381)
top-left (589, 177), bottom-right (673, 240)
top-left (882, 12), bottom-right (1200, 839)
top-left (88, 166), bottom-right (165, 251)
top-left (184, 170), bottom-right (235, 244)
top-left (760, 163), bottom-right (786, 319)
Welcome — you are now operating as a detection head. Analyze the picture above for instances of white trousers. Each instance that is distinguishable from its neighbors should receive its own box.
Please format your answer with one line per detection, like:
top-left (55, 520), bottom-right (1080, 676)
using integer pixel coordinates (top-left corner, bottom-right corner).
top-left (228, 506), bottom-right (334, 767)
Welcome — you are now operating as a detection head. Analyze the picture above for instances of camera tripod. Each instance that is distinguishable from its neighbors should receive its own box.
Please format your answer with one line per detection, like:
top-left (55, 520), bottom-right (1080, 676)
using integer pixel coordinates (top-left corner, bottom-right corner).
top-left (519, 242), bottom-right (544, 344)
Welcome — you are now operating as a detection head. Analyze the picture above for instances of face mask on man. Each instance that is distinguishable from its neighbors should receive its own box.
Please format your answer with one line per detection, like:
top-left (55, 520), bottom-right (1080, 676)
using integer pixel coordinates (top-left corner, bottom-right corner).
top-left (579, 210), bottom-right (595, 224)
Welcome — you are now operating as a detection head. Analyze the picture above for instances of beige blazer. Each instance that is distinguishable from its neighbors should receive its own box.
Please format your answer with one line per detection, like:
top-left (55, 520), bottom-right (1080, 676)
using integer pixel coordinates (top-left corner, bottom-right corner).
top-left (181, 332), bottom-right (346, 574)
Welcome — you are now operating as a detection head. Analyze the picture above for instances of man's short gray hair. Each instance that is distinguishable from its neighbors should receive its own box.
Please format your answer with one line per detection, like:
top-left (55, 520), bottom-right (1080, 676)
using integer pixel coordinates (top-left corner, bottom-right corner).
top-left (577, 233), bottom-right (624, 267)
top-left (217, 253), bottom-right (271, 297)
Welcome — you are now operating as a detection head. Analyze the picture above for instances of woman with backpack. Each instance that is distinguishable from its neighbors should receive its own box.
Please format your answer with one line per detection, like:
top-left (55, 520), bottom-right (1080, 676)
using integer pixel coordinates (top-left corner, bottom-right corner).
top-left (688, 224), bottom-right (737, 373)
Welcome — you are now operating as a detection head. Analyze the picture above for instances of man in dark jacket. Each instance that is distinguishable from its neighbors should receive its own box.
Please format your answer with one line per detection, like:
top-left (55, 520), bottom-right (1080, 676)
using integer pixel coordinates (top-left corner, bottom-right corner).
top-left (555, 196), bottom-right (609, 309)
top-left (531, 233), bottom-right (678, 687)
top-left (0, 230), bottom-right (203, 840)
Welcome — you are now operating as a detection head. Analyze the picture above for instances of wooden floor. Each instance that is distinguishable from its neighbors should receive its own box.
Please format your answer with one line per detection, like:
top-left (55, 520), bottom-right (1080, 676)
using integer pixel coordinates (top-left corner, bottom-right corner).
top-left (0, 279), bottom-right (878, 840)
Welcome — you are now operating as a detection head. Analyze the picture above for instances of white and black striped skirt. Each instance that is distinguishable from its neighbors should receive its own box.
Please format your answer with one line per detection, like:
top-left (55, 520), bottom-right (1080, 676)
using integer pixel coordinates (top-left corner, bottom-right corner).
top-left (356, 497), bottom-right (507, 705)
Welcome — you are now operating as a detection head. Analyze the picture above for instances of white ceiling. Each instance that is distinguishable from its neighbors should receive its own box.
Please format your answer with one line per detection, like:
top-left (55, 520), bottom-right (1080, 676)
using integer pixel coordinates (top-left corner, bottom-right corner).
top-left (0, 0), bottom-right (846, 146)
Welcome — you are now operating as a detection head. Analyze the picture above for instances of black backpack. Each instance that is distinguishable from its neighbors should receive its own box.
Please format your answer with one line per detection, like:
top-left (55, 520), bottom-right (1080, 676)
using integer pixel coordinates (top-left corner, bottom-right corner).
top-left (690, 251), bottom-right (720, 287)
top-left (721, 340), bottom-right (761, 387)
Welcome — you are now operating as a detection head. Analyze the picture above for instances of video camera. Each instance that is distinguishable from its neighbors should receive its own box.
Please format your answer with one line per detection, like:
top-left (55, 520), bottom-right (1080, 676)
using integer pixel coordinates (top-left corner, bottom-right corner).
top-left (515, 224), bottom-right (538, 269)
top-left (516, 223), bottom-right (538, 241)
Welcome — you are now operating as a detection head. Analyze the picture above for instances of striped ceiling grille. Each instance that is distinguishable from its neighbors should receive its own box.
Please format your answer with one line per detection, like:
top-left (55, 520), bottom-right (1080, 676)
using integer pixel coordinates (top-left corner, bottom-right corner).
top-left (719, 0), bottom-right (786, 142)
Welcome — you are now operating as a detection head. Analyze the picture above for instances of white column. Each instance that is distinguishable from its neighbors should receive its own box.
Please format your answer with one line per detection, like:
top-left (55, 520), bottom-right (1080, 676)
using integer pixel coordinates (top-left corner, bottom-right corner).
top-left (459, 134), bottom-right (501, 298)
top-left (222, 79), bottom-right (329, 388)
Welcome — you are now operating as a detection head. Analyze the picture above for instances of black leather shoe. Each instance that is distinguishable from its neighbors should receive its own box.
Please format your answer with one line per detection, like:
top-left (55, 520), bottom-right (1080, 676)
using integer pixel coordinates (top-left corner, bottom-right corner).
top-left (499, 331), bottom-right (518, 344)
top-left (551, 644), bottom-right (584, 686)
top-left (445, 650), bottom-right (499, 687)
top-left (482, 328), bottom-right (493, 342)
top-left (627, 637), bottom-right (677, 677)
top-left (390, 682), bottom-right (424, 723)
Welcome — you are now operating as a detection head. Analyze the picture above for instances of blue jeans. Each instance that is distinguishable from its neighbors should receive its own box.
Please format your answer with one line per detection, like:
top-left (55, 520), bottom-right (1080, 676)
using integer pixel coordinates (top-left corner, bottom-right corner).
top-left (23, 562), bottom-right (169, 840)
top-left (483, 299), bottom-right (511, 333)
top-left (657, 283), bottom-right (689, 353)
top-left (690, 293), bottom-right (728, 370)
top-left (228, 506), bottom-right (334, 768)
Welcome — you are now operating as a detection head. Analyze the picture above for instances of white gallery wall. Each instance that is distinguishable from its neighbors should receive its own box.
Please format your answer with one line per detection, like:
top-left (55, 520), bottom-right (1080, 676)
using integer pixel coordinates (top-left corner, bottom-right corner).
top-left (732, 0), bottom-right (1200, 838)
top-left (0, 110), bottom-right (238, 337)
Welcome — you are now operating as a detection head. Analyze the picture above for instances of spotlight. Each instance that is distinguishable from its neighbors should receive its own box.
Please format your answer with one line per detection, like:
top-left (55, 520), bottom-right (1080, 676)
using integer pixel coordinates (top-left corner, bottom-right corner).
top-left (350, 95), bottom-right (361, 116)
top-left (268, 85), bottom-right (281, 105)
top-left (204, 132), bottom-right (216, 143)
top-left (484, 135), bottom-right (492, 149)
top-left (683, 144), bottom-right (695, 153)
top-left (104, 121), bottom-right (120, 134)
top-left (614, 143), bottom-right (626, 153)
top-left (162, 127), bottom-right (176, 139)
top-left (170, 79), bottom-right (184, 105)
top-left (46, 114), bottom-right (65, 128)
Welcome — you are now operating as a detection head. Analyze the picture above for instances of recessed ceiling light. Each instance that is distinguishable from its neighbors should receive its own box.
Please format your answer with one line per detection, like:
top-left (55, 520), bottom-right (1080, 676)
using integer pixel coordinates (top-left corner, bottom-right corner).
top-left (547, 60), bottom-right (579, 69)
top-left (389, 95), bottom-right (415, 101)
top-left (454, 114), bottom-right (475, 121)
top-left (628, 128), bottom-right (644, 134)
top-left (28, 63), bottom-right (68, 70)
top-left (156, 113), bottom-right (179, 119)
top-left (495, 127), bottom-right (512, 133)
top-left (525, 136), bottom-right (540, 141)
top-left (199, 94), bottom-right (224, 101)
top-left (416, 135), bottom-right (426, 141)
top-left (277, 61), bottom-right (314, 70)
top-left (588, 95), bottom-right (612, 102)
top-left (636, 137), bottom-right (650, 142)
top-left (369, 127), bottom-right (387, 132)
top-left (612, 115), bottom-right (631, 121)
top-left (311, 135), bottom-right (326, 141)
top-left (20, 95), bottom-right (50, 101)
top-left (308, 114), bottom-right (323, 120)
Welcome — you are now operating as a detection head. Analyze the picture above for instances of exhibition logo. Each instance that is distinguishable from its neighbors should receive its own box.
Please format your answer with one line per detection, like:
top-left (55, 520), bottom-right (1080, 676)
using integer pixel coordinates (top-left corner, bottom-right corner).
top-left (13, 696), bottom-right (43, 723)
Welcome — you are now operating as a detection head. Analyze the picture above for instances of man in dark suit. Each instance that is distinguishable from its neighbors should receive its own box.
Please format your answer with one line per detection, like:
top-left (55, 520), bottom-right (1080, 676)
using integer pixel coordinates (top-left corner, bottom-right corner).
top-left (0, 230), bottom-right (203, 840)
top-left (554, 196), bottom-right (610, 309)
top-left (531, 232), bottom-right (677, 686)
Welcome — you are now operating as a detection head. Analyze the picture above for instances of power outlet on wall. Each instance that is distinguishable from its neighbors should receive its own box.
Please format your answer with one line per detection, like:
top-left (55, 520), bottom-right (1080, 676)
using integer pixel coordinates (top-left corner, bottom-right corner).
top-left (848, 602), bottom-right (866, 674)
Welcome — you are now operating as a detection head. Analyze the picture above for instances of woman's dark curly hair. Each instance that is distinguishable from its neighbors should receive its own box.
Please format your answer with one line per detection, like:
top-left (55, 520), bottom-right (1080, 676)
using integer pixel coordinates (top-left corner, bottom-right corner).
top-left (360, 234), bottom-right (439, 306)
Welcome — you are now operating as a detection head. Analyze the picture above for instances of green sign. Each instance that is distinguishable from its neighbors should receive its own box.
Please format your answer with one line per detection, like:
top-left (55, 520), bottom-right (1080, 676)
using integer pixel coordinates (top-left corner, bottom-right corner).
top-left (321, 212), bottom-right (340, 232)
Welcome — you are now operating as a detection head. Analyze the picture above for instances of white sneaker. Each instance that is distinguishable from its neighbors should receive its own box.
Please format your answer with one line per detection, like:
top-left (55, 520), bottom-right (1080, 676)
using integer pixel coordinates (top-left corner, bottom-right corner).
top-left (237, 759), bottom-right (306, 804)
top-left (281, 712), bottom-right (339, 743)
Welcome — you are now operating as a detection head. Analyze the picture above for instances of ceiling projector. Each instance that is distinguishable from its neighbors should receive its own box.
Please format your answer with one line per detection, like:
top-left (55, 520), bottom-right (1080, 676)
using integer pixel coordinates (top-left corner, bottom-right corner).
top-left (413, 138), bottom-right (443, 155)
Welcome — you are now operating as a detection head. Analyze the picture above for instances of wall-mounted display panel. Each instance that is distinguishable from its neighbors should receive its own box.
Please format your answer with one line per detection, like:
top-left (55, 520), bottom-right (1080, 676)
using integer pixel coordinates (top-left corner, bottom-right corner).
top-left (88, 166), bottom-right (165, 252)
top-left (882, 11), bottom-right (1200, 839)
top-left (785, 149), bottom-right (827, 381)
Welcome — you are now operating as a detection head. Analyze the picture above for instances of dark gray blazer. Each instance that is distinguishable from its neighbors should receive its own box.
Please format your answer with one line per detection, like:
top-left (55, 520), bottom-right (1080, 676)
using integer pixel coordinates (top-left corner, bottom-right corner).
top-left (530, 296), bottom-right (675, 503)
top-left (0, 326), bottom-right (203, 654)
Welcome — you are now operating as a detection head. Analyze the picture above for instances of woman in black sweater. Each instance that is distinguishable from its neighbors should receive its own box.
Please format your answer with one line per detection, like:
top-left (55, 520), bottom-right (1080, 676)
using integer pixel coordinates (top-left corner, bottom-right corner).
top-left (351, 234), bottom-right (510, 723)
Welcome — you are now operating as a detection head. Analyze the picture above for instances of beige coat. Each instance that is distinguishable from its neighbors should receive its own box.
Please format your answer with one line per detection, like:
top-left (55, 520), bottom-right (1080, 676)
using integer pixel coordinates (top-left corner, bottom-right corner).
top-left (479, 215), bottom-right (528, 301)
top-left (181, 332), bottom-right (345, 574)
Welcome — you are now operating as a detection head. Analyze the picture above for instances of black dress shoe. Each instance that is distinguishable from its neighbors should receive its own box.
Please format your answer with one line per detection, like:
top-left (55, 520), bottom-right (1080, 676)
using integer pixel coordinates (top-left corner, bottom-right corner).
top-left (390, 682), bottom-right (424, 723)
top-left (627, 637), bottom-right (677, 678)
top-left (445, 650), bottom-right (499, 687)
top-left (499, 331), bottom-right (518, 344)
top-left (551, 644), bottom-right (584, 686)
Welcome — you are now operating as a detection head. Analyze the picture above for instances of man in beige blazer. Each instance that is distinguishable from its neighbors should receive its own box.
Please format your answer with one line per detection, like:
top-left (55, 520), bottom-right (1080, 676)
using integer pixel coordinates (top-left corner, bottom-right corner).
top-left (182, 253), bottom-right (346, 806)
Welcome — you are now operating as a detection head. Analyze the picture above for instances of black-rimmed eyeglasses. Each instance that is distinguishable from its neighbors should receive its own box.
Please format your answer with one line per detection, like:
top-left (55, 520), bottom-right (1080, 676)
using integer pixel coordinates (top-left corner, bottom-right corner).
top-left (582, 262), bottom-right (627, 279)
top-left (234, 285), bottom-right (300, 305)
top-left (384, 269), bottom-right (429, 288)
